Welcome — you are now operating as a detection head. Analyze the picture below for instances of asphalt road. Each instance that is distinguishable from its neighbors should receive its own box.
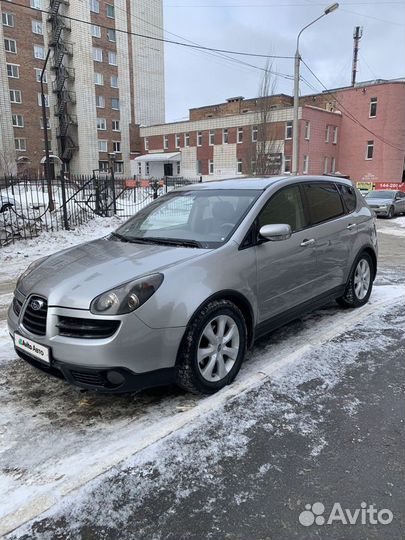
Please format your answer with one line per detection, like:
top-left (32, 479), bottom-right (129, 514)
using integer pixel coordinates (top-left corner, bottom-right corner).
top-left (2, 218), bottom-right (405, 540)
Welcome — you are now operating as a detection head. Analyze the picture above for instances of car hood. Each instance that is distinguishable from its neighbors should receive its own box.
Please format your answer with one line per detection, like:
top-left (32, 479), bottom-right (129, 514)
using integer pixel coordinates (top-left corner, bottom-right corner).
top-left (17, 237), bottom-right (210, 309)
top-left (366, 198), bottom-right (394, 206)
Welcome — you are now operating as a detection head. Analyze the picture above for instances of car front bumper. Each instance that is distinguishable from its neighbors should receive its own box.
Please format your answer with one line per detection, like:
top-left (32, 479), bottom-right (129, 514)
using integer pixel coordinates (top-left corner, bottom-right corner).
top-left (7, 292), bottom-right (185, 393)
top-left (369, 207), bottom-right (390, 216)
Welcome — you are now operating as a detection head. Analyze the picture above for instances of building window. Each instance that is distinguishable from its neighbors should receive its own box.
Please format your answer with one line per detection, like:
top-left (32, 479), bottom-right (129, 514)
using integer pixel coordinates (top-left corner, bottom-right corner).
top-left (303, 155), bottom-right (309, 174)
top-left (196, 160), bottom-right (202, 175)
top-left (2, 12), bottom-right (15, 27)
top-left (197, 131), bottom-right (202, 146)
top-left (7, 64), bottom-right (19, 78)
top-left (209, 130), bottom-right (215, 146)
top-left (163, 135), bottom-right (168, 150)
top-left (175, 134), bottom-right (181, 148)
top-left (37, 93), bottom-right (49, 107)
top-left (114, 161), bottom-right (123, 173)
top-left (284, 155), bottom-right (291, 173)
top-left (237, 159), bottom-right (243, 174)
top-left (110, 75), bottom-right (118, 87)
top-left (251, 160), bottom-right (257, 174)
top-left (209, 159), bottom-right (214, 174)
top-left (98, 140), bottom-right (108, 152)
top-left (111, 98), bottom-right (120, 110)
top-left (12, 114), bottom-right (24, 127)
top-left (10, 89), bottom-right (22, 103)
top-left (5, 38), bottom-right (17, 54)
top-left (113, 141), bottom-right (121, 152)
top-left (91, 24), bottom-right (101, 38)
top-left (33, 45), bottom-right (45, 59)
top-left (106, 4), bottom-right (115, 18)
top-left (369, 97), bottom-right (377, 118)
top-left (144, 137), bottom-right (149, 150)
top-left (285, 121), bottom-right (292, 140)
top-left (94, 72), bottom-right (103, 85)
top-left (252, 125), bottom-right (258, 142)
top-left (30, 0), bottom-right (42, 10)
top-left (108, 51), bottom-right (117, 65)
top-left (92, 47), bottom-right (103, 62)
top-left (325, 125), bottom-right (330, 143)
top-left (184, 132), bottom-right (190, 147)
top-left (366, 140), bottom-right (374, 160)
top-left (40, 117), bottom-right (50, 129)
top-left (223, 128), bottom-right (229, 144)
top-left (99, 160), bottom-right (109, 172)
top-left (237, 127), bottom-right (243, 143)
top-left (112, 119), bottom-right (120, 131)
top-left (332, 126), bottom-right (338, 144)
top-left (304, 121), bottom-right (310, 140)
top-left (331, 157), bottom-right (336, 173)
top-left (15, 138), bottom-right (26, 151)
top-left (35, 68), bottom-right (47, 83)
top-left (107, 28), bottom-right (116, 42)
top-left (323, 157), bottom-right (328, 174)
top-left (32, 20), bottom-right (43, 34)
top-left (176, 161), bottom-right (181, 175)
top-left (90, 0), bottom-right (99, 13)
top-left (95, 95), bottom-right (105, 108)
top-left (96, 117), bottom-right (106, 130)
top-left (146, 162), bottom-right (150, 175)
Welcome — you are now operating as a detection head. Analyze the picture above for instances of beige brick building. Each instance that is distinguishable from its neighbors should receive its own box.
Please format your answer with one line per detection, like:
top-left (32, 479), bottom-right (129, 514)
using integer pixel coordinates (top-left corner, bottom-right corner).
top-left (0, 0), bottom-right (165, 177)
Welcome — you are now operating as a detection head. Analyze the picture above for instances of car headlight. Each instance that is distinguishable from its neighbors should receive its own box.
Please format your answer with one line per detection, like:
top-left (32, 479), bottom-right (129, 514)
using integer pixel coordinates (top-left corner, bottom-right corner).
top-left (90, 274), bottom-right (164, 315)
top-left (16, 256), bottom-right (49, 288)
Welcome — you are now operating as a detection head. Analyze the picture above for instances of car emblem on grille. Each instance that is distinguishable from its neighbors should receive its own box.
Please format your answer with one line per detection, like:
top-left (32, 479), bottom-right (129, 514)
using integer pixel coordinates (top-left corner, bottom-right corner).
top-left (30, 299), bottom-right (44, 311)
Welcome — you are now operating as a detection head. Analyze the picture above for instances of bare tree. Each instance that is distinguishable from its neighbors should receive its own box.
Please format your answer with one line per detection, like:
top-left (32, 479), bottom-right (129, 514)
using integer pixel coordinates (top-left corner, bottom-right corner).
top-left (246, 59), bottom-right (283, 176)
top-left (0, 149), bottom-right (17, 177)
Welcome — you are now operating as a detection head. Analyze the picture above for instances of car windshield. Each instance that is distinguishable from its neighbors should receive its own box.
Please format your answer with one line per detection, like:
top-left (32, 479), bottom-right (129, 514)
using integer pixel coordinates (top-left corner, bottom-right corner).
top-left (113, 189), bottom-right (261, 248)
top-left (365, 191), bottom-right (396, 199)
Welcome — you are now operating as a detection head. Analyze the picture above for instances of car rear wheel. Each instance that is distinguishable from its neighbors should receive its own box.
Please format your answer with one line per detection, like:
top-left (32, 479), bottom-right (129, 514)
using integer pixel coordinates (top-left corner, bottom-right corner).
top-left (176, 299), bottom-right (247, 394)
top-left (337, 252), bottom-right (374, 308)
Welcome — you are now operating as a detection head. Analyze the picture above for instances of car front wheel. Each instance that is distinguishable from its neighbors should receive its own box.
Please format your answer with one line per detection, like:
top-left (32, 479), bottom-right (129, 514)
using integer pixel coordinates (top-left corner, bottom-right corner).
top-left (337, 252), bottom-right (374, 308)
top-left (176, 299), bottom-right (247, 394)
top-left (387, 206), bottom-right (395, 219)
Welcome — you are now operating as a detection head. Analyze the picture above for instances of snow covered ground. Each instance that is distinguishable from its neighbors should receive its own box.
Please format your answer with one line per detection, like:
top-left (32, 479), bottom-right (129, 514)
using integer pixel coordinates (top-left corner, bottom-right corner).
top-left (0, 215), bottom-right (404, 538)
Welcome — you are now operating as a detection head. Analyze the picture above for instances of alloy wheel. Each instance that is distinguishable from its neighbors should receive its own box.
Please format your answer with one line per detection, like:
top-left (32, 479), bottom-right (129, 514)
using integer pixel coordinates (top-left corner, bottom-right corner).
top-left (354, 259), bottom-right (371, 300)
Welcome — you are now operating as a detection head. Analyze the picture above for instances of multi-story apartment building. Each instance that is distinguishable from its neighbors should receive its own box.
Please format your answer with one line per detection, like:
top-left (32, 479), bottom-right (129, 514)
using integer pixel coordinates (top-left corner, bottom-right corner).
top-left (0, 0), bottom-right (164, 177)
top-left (134, 79), bottom-right (405, 184)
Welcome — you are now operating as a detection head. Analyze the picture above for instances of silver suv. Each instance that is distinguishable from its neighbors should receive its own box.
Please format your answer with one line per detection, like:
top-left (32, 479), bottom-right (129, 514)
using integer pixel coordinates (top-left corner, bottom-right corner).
top-left (8, 176), bottom-right (377, 395)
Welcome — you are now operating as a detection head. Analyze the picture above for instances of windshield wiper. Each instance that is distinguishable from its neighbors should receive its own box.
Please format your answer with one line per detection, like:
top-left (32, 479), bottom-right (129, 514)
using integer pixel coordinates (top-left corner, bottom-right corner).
top-left (109, 232), bottom-right (151, 244)
top-left (138, 237), bottom-right (202, 248)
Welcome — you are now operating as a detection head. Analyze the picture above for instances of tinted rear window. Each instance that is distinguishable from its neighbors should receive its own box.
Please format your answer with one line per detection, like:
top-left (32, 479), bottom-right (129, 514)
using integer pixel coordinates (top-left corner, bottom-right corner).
top-left (304, 183), bottom-right (345, 224)
top-left (337, 183), bottom-right (357, 213)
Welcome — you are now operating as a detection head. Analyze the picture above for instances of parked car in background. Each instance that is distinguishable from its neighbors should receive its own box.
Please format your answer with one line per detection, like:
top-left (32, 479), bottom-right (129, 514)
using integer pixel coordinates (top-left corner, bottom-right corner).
top-left (9, 176), bottom-right (377, 395)
top-left (364, 190), bottom-right (405, 218)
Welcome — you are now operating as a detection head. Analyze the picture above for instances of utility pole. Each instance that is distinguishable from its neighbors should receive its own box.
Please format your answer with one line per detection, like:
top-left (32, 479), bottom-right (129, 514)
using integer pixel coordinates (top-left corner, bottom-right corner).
top-left (351, 26), bottom-right (363, 86)
top-left (292, 3), bottom-right (339, 176)
top-left (40, 48), bottom-right (55, 212)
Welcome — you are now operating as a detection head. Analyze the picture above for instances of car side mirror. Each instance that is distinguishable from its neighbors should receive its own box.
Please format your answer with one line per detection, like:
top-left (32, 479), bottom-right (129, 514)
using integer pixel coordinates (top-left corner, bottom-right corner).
top-left (395, 194), bottom-right (401, 200)
top-left (259, 223), bottom-right (292, 242)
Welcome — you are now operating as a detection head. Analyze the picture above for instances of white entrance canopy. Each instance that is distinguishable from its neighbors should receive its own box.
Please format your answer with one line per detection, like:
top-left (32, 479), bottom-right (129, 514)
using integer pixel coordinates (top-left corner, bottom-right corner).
top-left (134, 152), bottom-right (180, 162)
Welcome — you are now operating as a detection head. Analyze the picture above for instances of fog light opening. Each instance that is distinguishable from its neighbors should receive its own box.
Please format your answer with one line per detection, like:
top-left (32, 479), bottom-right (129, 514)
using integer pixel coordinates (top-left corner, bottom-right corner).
top-left (106, 370), bottom-right (125, 387)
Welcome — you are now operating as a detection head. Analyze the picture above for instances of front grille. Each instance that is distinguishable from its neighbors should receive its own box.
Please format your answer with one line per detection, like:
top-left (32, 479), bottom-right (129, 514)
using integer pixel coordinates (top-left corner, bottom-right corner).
top-left (70, 370), bottom-right (106, 387)
top-left (13, 296), bottom-right (23, 317)
top-left (56, 316), bottom-right (120, 339)
top-left (22, 296), bottom-right (48, 336)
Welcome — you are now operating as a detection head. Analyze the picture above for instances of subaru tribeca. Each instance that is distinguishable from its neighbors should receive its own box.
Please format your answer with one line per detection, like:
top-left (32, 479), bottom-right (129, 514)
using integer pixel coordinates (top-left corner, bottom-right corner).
top-left (8, 176), bottom-right (377, 394)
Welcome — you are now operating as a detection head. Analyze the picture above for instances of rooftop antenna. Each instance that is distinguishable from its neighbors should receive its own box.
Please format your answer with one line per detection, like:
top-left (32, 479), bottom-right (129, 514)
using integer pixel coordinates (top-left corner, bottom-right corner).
top-left (352, 26), bottom-right (363, 86)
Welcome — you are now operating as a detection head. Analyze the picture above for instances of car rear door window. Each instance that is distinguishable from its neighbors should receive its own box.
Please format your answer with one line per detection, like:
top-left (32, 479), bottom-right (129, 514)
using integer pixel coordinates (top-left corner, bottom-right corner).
top-left (337, 183), bottom-right (357, 213)
top-left (258, 185), bottom-right (309, 232)
top-left (304, 182), bottom-right (345, 224)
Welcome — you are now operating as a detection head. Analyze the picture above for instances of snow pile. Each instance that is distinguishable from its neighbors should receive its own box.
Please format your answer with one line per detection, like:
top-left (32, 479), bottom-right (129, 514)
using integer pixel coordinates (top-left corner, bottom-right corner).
top-left (378, 216), bottom-right (405, 237)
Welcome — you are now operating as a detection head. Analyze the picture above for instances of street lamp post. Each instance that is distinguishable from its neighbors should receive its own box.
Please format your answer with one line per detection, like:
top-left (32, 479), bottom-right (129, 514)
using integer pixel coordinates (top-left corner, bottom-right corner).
top-left (292, 3), bottom-right (339, 176)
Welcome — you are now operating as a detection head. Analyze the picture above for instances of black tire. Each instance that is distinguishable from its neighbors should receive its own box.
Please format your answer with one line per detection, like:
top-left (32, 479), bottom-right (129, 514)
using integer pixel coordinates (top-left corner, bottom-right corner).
top-left (176, 299), bottom-right (247, 394)
top-left (387, 206), bottom-right (395, 219)
top-left (336, 252), bottom-right (374, 308)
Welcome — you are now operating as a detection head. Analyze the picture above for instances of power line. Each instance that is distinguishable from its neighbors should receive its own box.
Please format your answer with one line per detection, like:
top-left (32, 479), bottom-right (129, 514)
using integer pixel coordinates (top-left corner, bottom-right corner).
top-left (340, 7), bottom-right (404, 25)
top-left (301, 58), bottom-right (405, 152)
top-left (165, 1), bottom-right (404, 6)
top-left (0, 0), bottom-right (294, 59)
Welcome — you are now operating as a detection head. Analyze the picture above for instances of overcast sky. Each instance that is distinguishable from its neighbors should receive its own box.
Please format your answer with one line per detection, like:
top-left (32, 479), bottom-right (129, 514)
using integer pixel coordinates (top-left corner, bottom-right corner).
top-left (160, 0), bottom-right (404, 122)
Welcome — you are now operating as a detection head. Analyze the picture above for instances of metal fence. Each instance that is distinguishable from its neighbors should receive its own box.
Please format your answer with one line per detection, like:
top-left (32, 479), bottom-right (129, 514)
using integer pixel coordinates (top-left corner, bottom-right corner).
top-left (0, 174), bottom-right (197, 247)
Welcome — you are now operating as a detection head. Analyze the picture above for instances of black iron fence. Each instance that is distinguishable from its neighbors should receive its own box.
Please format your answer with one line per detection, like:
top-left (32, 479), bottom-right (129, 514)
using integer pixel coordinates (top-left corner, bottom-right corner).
top-left (0, 174), bottom-right (197, 247)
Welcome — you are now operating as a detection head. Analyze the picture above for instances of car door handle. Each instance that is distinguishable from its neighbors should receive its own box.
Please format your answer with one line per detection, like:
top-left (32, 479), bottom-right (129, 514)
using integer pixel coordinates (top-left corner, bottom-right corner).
top-left (300, 238), bottom-right (315, 247)
top-left (347, 223), bottom-right (356, 230)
